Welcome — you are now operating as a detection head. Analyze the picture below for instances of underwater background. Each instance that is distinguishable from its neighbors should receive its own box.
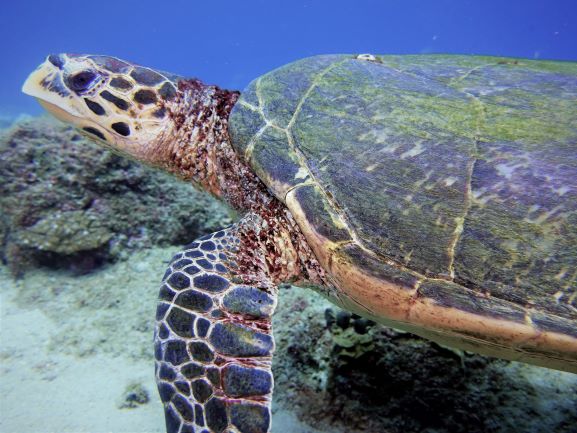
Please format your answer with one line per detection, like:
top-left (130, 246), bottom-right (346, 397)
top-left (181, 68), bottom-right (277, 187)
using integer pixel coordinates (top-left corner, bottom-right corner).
top-left (3, 0), bottom-right (577, 117)
top-left (1, 1), bottom-right (577, 433)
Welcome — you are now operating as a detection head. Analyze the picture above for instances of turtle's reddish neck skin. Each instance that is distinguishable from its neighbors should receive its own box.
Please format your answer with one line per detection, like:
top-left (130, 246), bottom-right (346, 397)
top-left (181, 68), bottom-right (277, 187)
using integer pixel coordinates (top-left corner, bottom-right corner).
top-left (141, 78), bottom-right (326, 288)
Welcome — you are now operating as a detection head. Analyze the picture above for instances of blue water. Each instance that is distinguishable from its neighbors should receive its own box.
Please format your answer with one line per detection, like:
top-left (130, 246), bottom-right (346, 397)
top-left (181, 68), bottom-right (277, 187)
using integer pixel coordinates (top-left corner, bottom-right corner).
top-left (2, 0), bottom-right (577, 116)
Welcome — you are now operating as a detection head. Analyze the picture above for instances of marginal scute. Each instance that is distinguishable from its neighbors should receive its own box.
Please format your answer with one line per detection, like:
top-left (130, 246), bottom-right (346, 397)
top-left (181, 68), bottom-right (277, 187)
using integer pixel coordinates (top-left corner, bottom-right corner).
top-left (340, 244), bottom-right (421, 290)
top-left (418, 279), bottom-right (526, 323)
top-left (291, 184), bottom-right (352, 243)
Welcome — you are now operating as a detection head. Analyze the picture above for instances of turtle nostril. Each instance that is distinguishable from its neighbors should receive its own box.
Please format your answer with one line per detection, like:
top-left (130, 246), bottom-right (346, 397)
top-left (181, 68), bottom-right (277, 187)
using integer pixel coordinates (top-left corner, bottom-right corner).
top-left (66, 70), bottom-right (98, 92)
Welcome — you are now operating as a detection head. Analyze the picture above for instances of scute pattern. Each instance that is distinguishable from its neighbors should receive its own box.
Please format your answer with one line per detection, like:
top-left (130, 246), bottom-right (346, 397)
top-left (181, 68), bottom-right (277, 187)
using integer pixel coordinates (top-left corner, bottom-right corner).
top-left (230, 54), bottom-right (577, 326)
top-left (155, 226), bottom-right (276, 433)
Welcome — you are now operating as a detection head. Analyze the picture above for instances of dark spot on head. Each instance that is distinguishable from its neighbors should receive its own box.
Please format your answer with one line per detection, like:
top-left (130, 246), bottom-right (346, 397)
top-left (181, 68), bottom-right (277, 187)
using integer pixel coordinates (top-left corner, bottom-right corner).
top-left (89, 55), bottom-right (131, 73)
top-left (82, 127), bottom-right (106, 141)
top-left (134, 89), bottom-right (157, 104)
top-left (153, 107), bottom-right (166, 118)
top-left (159, 81), bottom-right (177, 100)
top-left (110, 76), bottom-right (133, 90)
top-left (66, 70), bottom-right (98, 93)
top-left (130, 66), bottom-right (164, 86)
top-left (100, 90), bottom-right (129, 110)
top-left (84, 98), bottom-right (105, 115)
top-left (111, 122), bottom-right (130, 136)
top-left (48, 54), bottom-right (64, 69)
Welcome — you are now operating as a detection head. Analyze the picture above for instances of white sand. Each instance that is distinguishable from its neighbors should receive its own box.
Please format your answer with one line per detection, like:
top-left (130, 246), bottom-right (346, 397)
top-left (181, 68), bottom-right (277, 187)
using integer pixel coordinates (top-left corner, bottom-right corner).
top-left (0, 251), bottom-right (327, 433)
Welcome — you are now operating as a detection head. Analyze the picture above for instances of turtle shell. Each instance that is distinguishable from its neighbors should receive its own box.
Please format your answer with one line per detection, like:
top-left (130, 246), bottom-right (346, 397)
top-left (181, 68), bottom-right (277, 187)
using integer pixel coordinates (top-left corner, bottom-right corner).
top-left (229, 54), bottom-right (577, 372)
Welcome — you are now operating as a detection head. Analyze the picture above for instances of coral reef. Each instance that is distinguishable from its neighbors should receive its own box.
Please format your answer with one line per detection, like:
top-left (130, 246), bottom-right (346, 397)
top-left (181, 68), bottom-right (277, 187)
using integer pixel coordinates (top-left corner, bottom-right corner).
top-left (0, 117), bottom-right (233, 275)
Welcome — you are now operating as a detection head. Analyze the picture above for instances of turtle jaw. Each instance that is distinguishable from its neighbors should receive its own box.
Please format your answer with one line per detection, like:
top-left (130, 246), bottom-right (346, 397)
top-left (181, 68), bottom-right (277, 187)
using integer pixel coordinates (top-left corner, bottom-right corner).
top-left (22, 54), bottom-right (119, 146)
top-left (23, 59), bottom-right (85, 121)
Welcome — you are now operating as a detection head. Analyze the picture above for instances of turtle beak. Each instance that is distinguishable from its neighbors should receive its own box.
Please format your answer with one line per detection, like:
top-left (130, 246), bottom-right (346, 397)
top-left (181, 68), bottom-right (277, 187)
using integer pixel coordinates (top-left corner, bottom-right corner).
top-left (22, 54), bottom-right (83, 122)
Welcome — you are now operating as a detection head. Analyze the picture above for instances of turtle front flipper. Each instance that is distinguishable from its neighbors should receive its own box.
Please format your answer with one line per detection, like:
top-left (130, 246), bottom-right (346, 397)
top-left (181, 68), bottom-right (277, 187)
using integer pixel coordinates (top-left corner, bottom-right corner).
top-left (155, 220), bottom-right (277, 433)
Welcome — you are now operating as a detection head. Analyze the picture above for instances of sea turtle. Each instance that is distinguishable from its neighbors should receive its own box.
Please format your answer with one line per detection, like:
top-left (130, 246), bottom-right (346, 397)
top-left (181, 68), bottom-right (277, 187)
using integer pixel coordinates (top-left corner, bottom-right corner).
top-left (23, 53), bottom-right (577, 433)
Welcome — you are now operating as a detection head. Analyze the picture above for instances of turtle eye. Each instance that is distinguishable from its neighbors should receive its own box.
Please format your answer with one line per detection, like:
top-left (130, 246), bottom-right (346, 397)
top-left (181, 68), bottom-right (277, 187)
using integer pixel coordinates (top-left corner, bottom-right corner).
top-left (67, 70), bottom-right (98, 92)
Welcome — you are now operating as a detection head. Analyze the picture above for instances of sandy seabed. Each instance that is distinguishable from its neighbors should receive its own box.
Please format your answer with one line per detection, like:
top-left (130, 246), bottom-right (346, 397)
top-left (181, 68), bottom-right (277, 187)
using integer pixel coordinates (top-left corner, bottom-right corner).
top-left (0, 248), bottom-right (325, 433)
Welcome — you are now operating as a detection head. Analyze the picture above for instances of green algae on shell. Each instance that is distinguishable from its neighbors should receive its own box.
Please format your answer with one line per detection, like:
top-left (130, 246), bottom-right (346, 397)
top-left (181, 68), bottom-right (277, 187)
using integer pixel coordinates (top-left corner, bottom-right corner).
top-left (230, 54), bottom-right (577, 370)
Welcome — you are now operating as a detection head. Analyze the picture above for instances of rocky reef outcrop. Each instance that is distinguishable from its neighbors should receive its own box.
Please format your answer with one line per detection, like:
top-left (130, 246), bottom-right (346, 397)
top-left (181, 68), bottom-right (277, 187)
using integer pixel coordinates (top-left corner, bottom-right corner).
top-left (0, 117), bottom-right (232, 275)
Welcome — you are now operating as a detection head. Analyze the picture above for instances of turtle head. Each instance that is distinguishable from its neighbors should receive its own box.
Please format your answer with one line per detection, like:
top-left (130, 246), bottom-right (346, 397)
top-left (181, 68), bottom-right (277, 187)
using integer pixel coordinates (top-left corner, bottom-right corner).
top-left (23, 53), bottom-right (181, 164)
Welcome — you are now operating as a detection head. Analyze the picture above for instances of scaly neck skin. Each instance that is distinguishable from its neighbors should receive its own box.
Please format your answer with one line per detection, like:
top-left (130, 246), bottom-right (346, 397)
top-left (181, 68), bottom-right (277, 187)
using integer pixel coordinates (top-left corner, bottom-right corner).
top-left (152, 78), bottom-right (268, 213)
top-left (149, 79), bottom-right (327, 288)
